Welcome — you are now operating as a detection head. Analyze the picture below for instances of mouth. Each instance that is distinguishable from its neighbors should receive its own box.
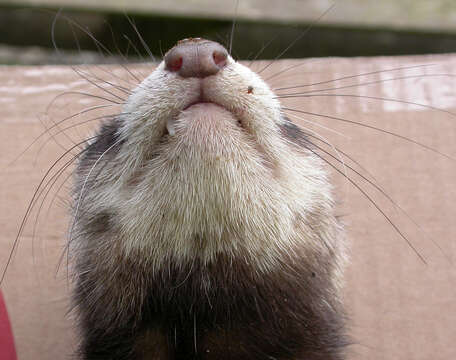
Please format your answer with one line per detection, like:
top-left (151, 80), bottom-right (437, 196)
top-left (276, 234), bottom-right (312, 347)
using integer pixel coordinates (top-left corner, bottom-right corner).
top-left (164, 101), bottom-right (243, 137)
top-left (182, 100), bottom-right (212, 111)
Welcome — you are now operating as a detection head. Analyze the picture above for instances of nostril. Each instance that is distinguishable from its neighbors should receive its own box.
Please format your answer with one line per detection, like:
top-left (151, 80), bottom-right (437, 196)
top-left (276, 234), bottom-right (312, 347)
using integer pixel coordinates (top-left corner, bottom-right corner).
top-left (212, 50), bottom-right (227, 68)
top-left (167, 56), bottom-right (183, 72)
top-left (164, 38), bottom-right (229, 78)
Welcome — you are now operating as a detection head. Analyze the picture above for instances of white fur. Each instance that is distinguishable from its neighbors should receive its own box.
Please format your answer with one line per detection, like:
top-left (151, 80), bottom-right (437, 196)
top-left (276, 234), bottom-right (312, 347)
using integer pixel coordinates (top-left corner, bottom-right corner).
top-left (73, 54), bottom-right (345, 279)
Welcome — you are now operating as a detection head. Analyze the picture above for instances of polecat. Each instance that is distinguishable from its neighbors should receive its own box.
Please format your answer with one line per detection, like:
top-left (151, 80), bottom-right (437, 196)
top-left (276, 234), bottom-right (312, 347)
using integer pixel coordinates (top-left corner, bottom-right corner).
top-left (70, 38), bottom-right (347, 360)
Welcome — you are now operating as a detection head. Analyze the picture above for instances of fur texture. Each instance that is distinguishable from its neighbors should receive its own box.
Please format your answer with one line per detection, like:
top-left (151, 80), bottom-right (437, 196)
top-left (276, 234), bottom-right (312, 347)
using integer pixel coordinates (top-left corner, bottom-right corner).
top-left (71, 42), bottom-right (348, 359)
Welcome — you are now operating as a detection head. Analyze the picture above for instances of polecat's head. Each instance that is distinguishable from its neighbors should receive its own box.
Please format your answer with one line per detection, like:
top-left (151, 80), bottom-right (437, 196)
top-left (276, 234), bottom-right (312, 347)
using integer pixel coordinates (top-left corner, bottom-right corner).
top-left (75, 38), bottom-right (341, 272)
top-left (117, 37), bottom-right (297, 171)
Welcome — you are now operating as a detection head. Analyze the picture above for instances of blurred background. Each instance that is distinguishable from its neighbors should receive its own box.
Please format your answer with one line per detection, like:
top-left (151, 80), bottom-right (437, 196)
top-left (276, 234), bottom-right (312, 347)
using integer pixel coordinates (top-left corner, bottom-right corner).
top-left (1, 2), bottom-right (456, 360)
top-left (0, 0), bottom-right (456, 64)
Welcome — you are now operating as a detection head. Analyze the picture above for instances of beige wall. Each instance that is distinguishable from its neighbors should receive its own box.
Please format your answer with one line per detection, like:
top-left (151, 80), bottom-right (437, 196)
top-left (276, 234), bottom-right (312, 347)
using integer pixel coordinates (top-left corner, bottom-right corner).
top-left (1, 55), bottom-right (456, 359)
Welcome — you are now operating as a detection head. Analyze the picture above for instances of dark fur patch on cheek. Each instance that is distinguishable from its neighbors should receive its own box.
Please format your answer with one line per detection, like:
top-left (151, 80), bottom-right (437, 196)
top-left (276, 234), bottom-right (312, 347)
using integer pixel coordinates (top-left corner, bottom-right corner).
top-left (79, 118), bottom-right (124, 170)
top-left (84, 211), bottom-right (113, 235)
top-left (278, 116), bottom-right (312, 148)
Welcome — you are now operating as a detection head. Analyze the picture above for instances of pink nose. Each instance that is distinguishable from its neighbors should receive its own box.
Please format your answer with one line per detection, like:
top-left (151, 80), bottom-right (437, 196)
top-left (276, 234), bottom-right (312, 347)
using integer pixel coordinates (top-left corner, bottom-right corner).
top-left (164, 38), bottom-right (228, 78)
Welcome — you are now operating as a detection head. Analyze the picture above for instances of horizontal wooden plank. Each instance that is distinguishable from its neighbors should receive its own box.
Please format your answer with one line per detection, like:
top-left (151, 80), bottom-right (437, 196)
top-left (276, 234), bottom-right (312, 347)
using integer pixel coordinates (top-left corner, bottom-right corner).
top-left (1, 0), bottom-right (456, 33)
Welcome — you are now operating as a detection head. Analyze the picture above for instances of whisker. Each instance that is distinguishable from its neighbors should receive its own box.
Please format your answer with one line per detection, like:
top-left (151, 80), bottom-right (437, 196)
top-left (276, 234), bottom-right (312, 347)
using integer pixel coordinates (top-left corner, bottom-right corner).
top-left (311, 139), bottom-right (448, 262)
top-left (0, 137), bottom-right (95, 285)
top-left (304, 132), bottom-right (381, 187)
top-left (229, 0), bottom-right (240, 55)
top-left (50, 9), bottom-right (144, 80)
top-left (278, 94), bottom-right (456, 119)
top-left (8, 105), bottom-right (116, 168)
top-left (76, 66), bottom-right (133, 96)
top-left (125, 14), bottom-right (156, 62)
top-left (36, 113), bottom-right (122, 160)
top-left (44, 169), bottom-right (75, 237)
top-left (101, 21), bottom-right (145, 84)
top-left (93, 63), bottom-right (143, 90)
top-left (283, 107), bottom-right (455, 160)
top-left (284, 120), bottom-right (350, 197)
top-left (257, 4), bottom-right (336, 75)
top-left (122, 34), bottom-right (146, 62)
top-left (276, 74), bottom-right (456, 98)
top-left (47, 91), bottom-right (123, 108)
top-left (285, 111), bottom-right (351, 139)
top-left (68, 16), bottom-right (82, 57)
top-left (273, 64), bottom-right (438, 91)
top-left (51, 9), bottom-right (64, 59)
top-left (158, 40), bottom-right (164, 58)
top-left (68, 137), bottom-right (125, 257)
top-left (36, 112), bottom-right (72, 158)
top-left (31, 153), bottom-right (80, 263)
top-left (308, 145), bottom-right (427, 264)
top-left (103, 19), bottom-right (138, 67)
top-left (72, 67), bottom-right (128, 102)
top-left (33, 112), bottom-right (81, 167)
top-left (57, 141), bottom-right (120, 280)
top-left (265, 61), bottom-right (314, 82)
top-left (248, 37), bottom-right (280, 69)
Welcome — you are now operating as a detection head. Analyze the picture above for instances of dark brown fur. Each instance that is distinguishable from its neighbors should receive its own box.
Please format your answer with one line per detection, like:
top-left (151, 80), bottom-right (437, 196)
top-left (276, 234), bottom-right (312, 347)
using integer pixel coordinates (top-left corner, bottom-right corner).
top-left (73, 246), bottom-right (347, 360)
top-left (71, 42), bottom-right (347, 359)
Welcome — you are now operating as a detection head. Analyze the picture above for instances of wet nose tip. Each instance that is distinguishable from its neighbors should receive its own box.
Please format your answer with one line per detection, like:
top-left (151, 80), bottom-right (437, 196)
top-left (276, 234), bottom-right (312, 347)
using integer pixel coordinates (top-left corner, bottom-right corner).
top-left (164, 38), bottom-right (228, 78)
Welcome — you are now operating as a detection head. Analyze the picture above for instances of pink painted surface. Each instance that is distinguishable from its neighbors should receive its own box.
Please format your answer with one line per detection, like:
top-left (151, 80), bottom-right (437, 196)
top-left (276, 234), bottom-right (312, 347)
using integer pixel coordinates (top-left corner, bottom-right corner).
top-left (0, 291), bottom-right (17, 360)
top-left (0, 55), bottom-right (455, 359)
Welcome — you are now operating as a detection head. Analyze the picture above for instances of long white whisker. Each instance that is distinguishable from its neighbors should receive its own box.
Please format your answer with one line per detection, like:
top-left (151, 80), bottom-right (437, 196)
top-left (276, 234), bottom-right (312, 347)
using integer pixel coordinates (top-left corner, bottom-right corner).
top-left (68, 138), bottom-right (124, 252)
top-left (284, 111), bottom-right (351, 140)
top-left (285, 119), bottom-right (350, 199)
